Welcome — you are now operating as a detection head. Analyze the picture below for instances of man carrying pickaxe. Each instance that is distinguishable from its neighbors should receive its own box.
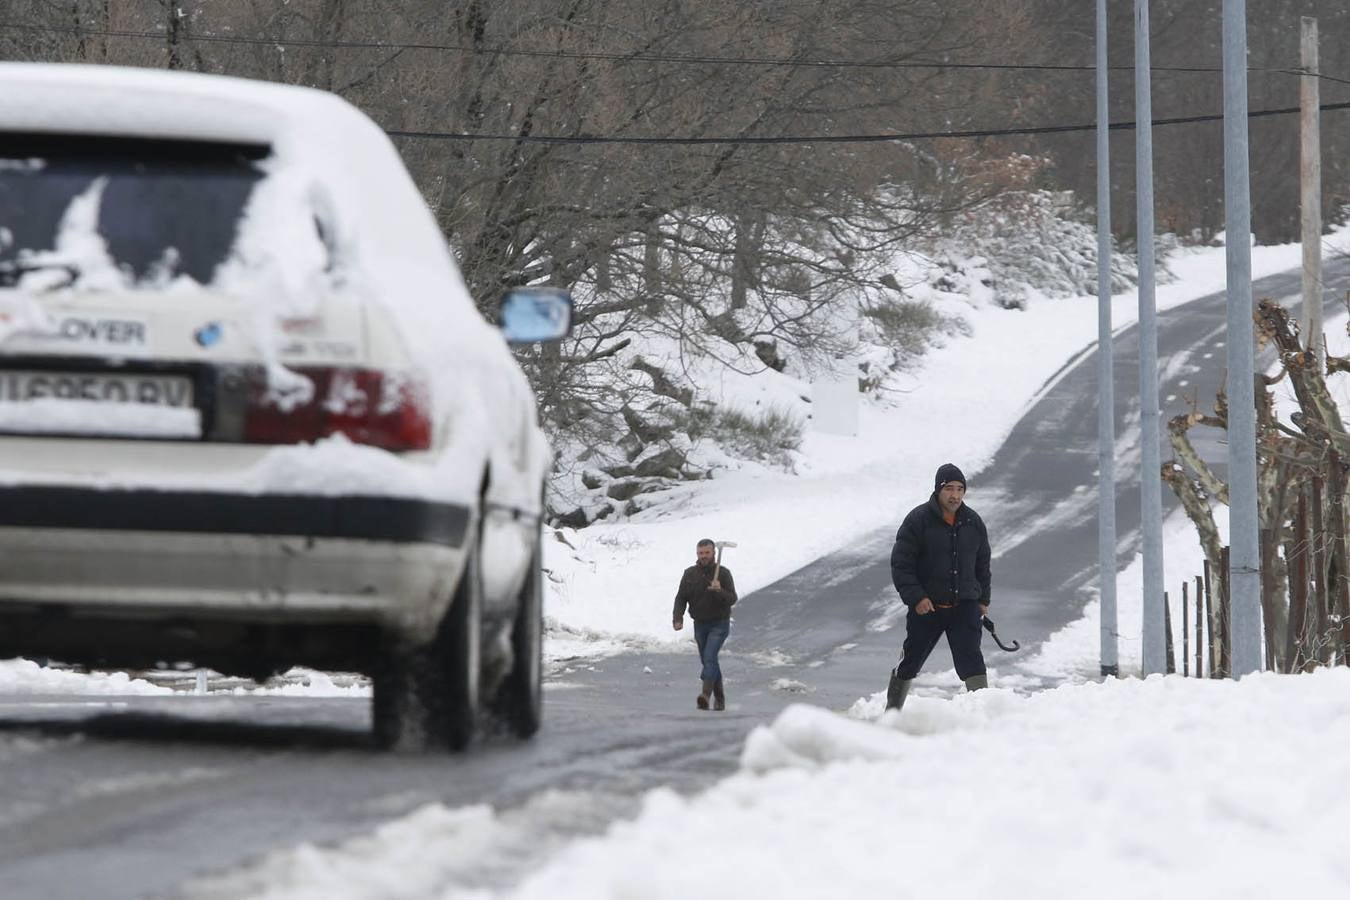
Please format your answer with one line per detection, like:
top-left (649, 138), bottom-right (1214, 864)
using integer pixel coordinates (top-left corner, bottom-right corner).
top-left (673, 538), bottom-right (738, 710)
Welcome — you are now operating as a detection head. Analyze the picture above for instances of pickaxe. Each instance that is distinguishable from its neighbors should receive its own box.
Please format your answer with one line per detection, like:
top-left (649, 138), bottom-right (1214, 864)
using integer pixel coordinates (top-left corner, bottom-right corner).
top-left (711, 540), bottom-right (737, 586)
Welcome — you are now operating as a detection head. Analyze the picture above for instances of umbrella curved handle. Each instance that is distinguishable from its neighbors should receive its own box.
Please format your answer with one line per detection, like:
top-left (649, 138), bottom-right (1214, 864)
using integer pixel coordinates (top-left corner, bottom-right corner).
top-left (982, 616), bottom-right (1021, 652)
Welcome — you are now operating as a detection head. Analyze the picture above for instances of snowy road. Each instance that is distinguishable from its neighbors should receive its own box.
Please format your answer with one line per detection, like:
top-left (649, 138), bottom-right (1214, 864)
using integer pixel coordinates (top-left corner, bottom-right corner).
top-left (1, 260), bottom-right (1347, 899)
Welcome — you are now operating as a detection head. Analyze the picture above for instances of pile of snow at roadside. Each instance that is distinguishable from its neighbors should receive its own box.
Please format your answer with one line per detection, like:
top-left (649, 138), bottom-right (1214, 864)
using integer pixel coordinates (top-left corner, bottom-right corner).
top-left (0, 658), bottom-right (169, 695)
top-left (0, 660), bottom-right (371, 698)
top-left (227, 668), bottom-right (370, 697)
top-left (188, 670), bottom-right (1350, 899)
top-left (503, 672), bottom-right (1350, 899)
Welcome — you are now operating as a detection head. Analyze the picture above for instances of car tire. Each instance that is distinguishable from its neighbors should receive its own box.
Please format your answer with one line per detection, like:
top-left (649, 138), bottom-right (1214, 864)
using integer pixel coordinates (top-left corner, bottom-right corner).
top-left (372, 532), bottom-right (482, 752)
top-left (493, 529), bottom-right (543, 738)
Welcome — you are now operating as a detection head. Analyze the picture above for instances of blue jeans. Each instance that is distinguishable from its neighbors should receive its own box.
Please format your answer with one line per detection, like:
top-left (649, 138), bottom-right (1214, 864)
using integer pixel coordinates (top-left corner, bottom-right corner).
top-left (694, 618), bottom-right (731, 682)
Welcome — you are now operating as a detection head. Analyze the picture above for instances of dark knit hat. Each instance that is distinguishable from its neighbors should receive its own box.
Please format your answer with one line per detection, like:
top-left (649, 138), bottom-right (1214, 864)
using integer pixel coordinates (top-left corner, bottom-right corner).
top-left (935, 463), bottom-right (967, 492)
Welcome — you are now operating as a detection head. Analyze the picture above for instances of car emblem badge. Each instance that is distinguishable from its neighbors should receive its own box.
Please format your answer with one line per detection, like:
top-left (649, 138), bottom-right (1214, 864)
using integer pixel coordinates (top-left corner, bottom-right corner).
top-left (194, 322), bottom-right (224, 347)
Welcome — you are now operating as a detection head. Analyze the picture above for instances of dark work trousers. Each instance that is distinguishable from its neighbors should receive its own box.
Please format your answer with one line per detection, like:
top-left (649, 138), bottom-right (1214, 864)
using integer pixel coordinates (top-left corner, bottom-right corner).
top-left (894, 602), bottom-right (986, 680)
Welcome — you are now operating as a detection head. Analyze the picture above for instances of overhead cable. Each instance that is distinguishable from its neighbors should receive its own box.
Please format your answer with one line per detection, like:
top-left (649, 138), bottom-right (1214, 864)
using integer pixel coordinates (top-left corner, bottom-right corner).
top-left (7, 20), bottom-right (1350, 84)
top-left (385, 99), bottom-right (1350, 145)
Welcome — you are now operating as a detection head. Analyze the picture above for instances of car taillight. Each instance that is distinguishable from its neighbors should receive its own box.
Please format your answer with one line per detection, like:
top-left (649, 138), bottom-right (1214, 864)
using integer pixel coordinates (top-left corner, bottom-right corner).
top-left (243, 367), bottom-right (432, 451)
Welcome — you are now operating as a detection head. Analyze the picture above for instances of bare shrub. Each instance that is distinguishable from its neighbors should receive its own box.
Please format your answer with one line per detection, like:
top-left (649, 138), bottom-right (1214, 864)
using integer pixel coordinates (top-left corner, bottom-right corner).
top-left (709, 406), bottom-right (803, 470)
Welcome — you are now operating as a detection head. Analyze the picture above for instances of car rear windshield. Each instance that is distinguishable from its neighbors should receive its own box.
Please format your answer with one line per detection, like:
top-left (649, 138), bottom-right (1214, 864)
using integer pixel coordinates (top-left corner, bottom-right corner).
top-left (0, 133), bottom-right (270, 287)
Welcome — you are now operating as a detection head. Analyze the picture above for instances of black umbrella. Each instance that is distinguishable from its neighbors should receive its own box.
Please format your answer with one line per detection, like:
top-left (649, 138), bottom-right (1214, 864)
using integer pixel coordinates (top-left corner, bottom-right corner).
top-left (982, 616), bottom-right (1020, 652)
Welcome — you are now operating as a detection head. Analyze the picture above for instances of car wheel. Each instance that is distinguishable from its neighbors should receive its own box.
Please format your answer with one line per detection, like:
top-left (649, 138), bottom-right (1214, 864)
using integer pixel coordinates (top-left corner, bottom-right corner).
top-left (372, 533), bottom-right (482, 752)
top-left (494, 529), bottom-right (543, 738)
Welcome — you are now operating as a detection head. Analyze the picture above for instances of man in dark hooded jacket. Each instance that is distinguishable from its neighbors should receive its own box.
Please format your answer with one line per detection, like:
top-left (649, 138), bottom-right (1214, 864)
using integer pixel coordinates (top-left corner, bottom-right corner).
top-left (885, 463), bottom-right (992, 711)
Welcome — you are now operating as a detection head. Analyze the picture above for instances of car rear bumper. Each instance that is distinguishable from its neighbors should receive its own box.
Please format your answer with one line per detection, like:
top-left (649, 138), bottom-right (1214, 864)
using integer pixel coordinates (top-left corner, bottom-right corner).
top-left (0, 485), bottom-right (469, 545)
top-left (0, 486), bottom-right (473, 642)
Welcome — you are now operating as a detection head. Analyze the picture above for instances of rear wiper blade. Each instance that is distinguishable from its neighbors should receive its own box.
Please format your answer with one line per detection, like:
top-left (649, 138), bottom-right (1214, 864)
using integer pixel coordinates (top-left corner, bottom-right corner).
top-left (0, 260), bottom-right (81, 289)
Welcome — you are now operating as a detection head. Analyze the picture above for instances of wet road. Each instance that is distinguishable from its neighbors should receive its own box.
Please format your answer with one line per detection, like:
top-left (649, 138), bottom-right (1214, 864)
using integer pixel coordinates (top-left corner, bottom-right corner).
top-left (1, 260), bottom-right (1345, 899)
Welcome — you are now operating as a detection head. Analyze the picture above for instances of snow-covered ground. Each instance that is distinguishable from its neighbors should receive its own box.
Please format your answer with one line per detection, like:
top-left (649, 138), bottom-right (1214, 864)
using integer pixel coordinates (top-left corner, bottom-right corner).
top-left (182, 668), bottom-right (1350, 899)
top-left (517, 668), bottom-right (1350, 899)
top-left (6, 232), bottom-right (1350, 898)
top-left (185, 232), bottom-right (1343, 897)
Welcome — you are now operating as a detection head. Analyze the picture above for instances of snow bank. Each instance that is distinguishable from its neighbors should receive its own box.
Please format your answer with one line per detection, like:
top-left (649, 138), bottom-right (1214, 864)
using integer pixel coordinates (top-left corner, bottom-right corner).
top-left (189, 804), bottom-right (505, 900)
top-left (507, 672), bottom-right (1350, 899)
top-left (207, 671), bottom-right (1350, 898)
top-left (0, 658), bottom-right (169, 695)
top-left (227, 668), bottom-right (370, 698)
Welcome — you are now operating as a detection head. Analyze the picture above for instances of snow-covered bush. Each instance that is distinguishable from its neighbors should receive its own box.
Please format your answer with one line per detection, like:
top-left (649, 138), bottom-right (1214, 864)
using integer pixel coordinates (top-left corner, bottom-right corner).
top-left (706, 405), bottom-right (803, 471)
top-left (857, 296), bottom-right (971, 388)
top-left (944, 189), bottom-right (1139, 309)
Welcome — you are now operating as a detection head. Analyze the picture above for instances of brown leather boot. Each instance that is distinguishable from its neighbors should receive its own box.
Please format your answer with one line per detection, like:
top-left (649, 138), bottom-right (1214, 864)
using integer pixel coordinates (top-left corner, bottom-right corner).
top-left (712, 679), bottom-right (726, 711)
top-left (697, 679), bottom-right (713, 709)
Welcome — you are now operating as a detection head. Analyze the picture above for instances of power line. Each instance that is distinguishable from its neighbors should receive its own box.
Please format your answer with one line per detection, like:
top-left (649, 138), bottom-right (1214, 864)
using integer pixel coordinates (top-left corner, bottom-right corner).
top-left (7, 20), bottom-right (1350, 84)
top-left (1265, 66), bottom-right (1350, 87)
top-left (385, 99), bottom-right (1350, 145)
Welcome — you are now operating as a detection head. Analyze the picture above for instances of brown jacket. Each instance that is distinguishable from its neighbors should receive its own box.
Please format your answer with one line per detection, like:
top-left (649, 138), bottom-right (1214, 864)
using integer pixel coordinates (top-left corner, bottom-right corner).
top-left (673, 563), bottom-right (738, 622)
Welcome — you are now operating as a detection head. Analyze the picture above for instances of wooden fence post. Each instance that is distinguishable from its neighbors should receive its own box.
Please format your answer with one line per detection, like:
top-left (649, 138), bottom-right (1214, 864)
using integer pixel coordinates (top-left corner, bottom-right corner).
top-left (1220, 545), bottom-right (1232, 678)
top-left (1203, 559), bottom-right (1219, 678)
top-left (1195, 575), bottom-right (1204, 676)
top-left (1312, 476), bottom-right (1331, 665)
top-left (1287, 484), bottom-right (1311, 672)
top-left (1182, 581), bottom-right (1190, 677)
top-left (1260, 526), bottom-right (1280, 672)
top-left (1164, 591), bottom-right (1175, 674)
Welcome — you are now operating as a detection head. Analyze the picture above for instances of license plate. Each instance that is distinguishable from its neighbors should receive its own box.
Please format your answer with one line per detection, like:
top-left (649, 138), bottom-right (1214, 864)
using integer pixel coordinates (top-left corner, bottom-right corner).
top-left (0, 370), bottom-right (194, 407)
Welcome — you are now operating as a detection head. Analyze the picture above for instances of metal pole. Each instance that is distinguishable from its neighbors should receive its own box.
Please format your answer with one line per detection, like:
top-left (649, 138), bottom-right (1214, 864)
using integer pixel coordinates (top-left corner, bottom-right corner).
top-left (1224, 0), bottom-right (1263, 677)
top-left (1097, 0), bottom-right (1119, 679)
top-left (1301, 16), bottom-right (1323, 366)
top-left (1136, 0), bottom-right (1167, 676)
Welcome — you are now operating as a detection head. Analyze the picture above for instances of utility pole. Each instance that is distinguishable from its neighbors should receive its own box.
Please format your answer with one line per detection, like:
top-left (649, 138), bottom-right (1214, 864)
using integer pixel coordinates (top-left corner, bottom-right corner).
top-left (1097, 0), bottom-right (1119, 678)
top-left (1301, 16), bottom-right (1323, 366)
top-left (1136, 0), bottom-right (1167, 676)
top-left (1224, 0), bottom-right (1263, 677)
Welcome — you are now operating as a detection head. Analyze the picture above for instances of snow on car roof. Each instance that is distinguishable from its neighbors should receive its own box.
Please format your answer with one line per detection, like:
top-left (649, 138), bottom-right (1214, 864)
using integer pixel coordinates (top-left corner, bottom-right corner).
top-left (0, 62), bottom-right (493, 364)
top-left (1, 61), bottom-right (340, 145)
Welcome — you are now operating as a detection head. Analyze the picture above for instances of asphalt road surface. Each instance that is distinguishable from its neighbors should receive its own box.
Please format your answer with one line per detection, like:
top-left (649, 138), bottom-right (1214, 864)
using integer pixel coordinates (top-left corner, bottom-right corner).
top-left (2, 260), bottom-right (1346, 899)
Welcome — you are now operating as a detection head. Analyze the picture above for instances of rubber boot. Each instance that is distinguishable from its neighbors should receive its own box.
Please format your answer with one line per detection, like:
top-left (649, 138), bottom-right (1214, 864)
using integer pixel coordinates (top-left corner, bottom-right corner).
top-left (697, 679), bottom-right (714, 710)
top-left (713, 679), bottom-right (726, 711)
top-left (964, 673), bottom-right (989, 692)
top-left (885, 669), bottom-right (913, 711)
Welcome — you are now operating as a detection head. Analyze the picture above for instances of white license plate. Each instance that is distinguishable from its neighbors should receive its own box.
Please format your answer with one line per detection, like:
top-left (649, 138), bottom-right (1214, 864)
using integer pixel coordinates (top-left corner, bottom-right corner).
top-left (0, 370), bottom-right (194, 407)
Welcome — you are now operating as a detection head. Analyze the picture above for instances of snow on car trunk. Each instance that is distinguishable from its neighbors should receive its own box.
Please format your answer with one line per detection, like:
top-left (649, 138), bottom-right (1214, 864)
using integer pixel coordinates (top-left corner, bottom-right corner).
top-left (0, 63), bottom-right (552, 514)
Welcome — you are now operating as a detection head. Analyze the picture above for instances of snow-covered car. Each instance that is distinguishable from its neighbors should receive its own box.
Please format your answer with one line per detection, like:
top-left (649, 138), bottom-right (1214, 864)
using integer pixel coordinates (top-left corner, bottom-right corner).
top-left (0, 63), bottom-right (570, 751)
